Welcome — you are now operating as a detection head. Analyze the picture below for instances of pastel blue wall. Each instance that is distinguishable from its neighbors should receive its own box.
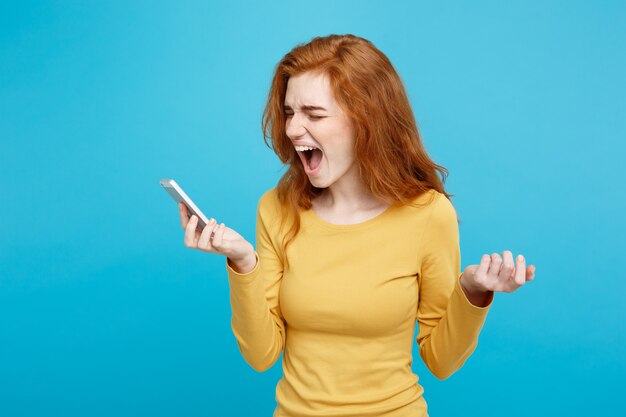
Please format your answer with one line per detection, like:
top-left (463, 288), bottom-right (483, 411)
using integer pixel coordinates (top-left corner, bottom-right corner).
top-left (1, 1), bottom-right (624, 416)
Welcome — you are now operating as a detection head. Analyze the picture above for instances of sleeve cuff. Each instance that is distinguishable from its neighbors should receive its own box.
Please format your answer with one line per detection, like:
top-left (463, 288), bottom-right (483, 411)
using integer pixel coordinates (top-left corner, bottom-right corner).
top-left (226, 251), bottom-right (260, 281)
top-left (453, 272), bottom-right (494, 315)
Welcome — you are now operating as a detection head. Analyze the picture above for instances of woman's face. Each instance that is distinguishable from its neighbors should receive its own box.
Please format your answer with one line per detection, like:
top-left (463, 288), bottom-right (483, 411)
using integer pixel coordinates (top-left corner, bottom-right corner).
top-left (284, 71), bottom-right (357, 189)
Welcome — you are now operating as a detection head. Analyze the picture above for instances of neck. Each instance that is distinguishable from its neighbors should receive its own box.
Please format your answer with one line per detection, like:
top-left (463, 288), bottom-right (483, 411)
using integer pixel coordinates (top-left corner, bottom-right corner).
top-left (318, 166), bottom-right (388, 212)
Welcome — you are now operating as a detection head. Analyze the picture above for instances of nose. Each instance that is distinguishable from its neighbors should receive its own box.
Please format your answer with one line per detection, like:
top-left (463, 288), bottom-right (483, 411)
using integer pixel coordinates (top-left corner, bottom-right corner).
top-left (285, 113), bottom-right (307, 139)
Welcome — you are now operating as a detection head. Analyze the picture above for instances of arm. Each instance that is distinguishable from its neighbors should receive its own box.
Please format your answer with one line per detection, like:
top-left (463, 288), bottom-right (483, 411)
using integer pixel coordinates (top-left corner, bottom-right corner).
top-left (225, 191), bottom-right (286, 372)
top-left (415, 193), bottom-right (493, 380)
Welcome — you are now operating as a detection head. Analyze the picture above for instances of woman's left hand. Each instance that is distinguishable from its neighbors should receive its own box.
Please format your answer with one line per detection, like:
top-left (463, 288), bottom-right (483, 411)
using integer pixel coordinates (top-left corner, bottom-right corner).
top-left (461, 250), bottom-right (536, 295)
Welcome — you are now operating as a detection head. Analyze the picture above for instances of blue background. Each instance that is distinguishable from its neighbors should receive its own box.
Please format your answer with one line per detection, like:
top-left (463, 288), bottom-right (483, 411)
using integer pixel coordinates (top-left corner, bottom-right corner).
top-left (1, 1), bottom-right (624, 416)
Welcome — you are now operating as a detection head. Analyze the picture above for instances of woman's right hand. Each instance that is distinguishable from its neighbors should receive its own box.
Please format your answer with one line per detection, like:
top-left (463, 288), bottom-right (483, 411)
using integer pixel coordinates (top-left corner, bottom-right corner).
top-left (179, 202), bottom-right (255, 265)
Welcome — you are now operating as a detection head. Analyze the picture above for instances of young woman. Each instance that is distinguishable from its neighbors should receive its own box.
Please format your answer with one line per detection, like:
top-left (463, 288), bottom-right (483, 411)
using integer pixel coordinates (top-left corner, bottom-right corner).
top-left (178, 34), bottom-right (536, 417)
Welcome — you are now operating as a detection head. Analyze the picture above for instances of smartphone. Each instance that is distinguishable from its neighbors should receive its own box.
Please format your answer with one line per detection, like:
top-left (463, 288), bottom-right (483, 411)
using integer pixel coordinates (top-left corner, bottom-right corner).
top-left (160, 178), bottom-right (210, 230)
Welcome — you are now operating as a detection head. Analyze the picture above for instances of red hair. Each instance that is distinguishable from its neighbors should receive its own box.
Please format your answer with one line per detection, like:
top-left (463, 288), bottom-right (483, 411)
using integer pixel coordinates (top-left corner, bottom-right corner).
top-left (261, 34), bottom-right (455, 270)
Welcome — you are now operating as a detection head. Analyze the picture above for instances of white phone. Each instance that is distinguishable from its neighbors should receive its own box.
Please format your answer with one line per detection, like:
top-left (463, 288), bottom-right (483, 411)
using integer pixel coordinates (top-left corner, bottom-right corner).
top-left (160, 178), bottom-right (210, 230)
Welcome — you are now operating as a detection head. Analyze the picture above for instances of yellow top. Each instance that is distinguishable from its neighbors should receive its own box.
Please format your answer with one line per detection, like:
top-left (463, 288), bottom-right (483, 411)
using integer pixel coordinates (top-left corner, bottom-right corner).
top-left (225, 188), bottom-right (493, 417)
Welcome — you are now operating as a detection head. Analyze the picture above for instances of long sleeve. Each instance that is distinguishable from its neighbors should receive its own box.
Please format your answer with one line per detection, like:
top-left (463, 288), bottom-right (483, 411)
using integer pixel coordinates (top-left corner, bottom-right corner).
top-left (225, 191), bottom-right (286, 372)
top-left (416, 192), bottom-right (493, 380)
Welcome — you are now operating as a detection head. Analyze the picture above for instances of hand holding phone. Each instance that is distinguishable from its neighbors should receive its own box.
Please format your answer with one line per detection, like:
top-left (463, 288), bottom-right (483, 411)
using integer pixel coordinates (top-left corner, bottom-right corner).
top-left (160, 178), bottom-right (257, 272)
top-left (160, 179), bottom-right (209, 230)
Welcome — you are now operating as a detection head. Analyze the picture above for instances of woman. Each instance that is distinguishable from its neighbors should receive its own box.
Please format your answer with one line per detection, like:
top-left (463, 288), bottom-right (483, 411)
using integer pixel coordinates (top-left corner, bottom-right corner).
top-left (178, 34), bottom-right (536, 417)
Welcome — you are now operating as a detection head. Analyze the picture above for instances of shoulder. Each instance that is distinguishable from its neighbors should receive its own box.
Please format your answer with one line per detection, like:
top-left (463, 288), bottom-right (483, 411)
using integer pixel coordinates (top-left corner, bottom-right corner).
top-left (257, 187), bottom-right (282, 218)
top-left (405, 189), bottom-right (457, 227)
top-left (407, 189), bottom-right (453, 211)
top-left (431, 191), bottom-right (457, 215)
top-left (259, 187), bottom-right (279, 206)
top-left (425, 191), bottom-right (459, 233)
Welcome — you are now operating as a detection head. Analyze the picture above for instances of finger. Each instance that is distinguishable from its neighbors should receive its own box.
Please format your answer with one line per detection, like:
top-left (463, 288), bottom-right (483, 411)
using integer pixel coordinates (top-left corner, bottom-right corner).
top-left (179, 202), bottom-right (190, 229)
top-left (477, 254), bottom-right (491, 275)
top-left (500, 250), bottom-right (515, 280)
top-left (513, 254), bottom-right (526, 285)
top-left (212, 223), bottom-right (227, 249)
top-left (488, 253), bottom-right (502, 276)
top-left (184, 215), bottom-right (199, 247)
top-left (198, 218), bottom-right (217, 249)
top-left (526, 265), bottom-right (536, 281)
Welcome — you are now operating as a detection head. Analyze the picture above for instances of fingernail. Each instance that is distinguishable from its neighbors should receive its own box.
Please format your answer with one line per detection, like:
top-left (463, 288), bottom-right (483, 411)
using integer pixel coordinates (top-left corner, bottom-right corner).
top-left (518, 255), bottom-right (524, 261)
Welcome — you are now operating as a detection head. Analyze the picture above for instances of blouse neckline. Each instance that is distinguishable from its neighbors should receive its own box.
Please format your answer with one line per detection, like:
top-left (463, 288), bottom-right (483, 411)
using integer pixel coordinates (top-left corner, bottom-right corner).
top-left (304, 202), bottom-right (397, 231)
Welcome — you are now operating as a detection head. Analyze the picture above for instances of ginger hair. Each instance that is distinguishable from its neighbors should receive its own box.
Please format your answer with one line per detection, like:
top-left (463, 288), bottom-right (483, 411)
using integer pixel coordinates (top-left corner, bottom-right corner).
top-left (261, 34), bottom-right (456, 271)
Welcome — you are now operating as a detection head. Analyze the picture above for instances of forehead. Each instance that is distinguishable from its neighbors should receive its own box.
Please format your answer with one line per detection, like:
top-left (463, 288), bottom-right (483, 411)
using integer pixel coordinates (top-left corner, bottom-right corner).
top-left (284, 72), bottom-right (335, 109)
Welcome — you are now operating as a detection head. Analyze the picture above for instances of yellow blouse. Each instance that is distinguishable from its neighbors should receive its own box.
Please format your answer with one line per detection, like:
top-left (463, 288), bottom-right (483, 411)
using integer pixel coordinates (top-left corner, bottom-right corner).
top-left (225, 188), bottom-right (492, 417)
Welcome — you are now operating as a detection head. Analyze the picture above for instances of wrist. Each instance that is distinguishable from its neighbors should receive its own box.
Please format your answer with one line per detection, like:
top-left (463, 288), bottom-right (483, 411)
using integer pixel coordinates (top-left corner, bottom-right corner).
top-left (228, 248), bottom-right (257, 274)
top-left (460, 271), bottom-right (483, 294)
top-left (460, 271), bottom-right (493, 308)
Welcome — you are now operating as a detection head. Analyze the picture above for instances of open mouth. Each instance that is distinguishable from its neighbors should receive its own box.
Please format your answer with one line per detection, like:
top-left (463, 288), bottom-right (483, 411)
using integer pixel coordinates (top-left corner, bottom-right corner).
top-left (296, 147), bottom-right (323, 172)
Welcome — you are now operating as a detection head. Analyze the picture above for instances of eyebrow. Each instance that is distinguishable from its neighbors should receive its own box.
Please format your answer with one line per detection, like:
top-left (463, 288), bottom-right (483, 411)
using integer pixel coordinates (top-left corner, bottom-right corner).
top-left (283, 104), bottom-right (328, 112)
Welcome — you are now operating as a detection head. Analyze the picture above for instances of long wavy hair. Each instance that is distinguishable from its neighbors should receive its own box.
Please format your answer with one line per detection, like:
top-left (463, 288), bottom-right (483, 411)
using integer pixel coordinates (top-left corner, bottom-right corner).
top-left (261, 34), bottom-right (455, 271)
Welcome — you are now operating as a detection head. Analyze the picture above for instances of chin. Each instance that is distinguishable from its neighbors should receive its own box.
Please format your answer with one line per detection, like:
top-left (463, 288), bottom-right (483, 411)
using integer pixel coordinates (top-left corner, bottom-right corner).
top-left (309, 177), bottom-right (329, 189)
top-left (309, 178), bottom-right (324, 187)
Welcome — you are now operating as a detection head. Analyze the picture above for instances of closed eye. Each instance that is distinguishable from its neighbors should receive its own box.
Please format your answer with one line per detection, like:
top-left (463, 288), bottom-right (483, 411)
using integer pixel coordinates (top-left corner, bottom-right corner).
top-left (284, 113), bottom-right (325, 121)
